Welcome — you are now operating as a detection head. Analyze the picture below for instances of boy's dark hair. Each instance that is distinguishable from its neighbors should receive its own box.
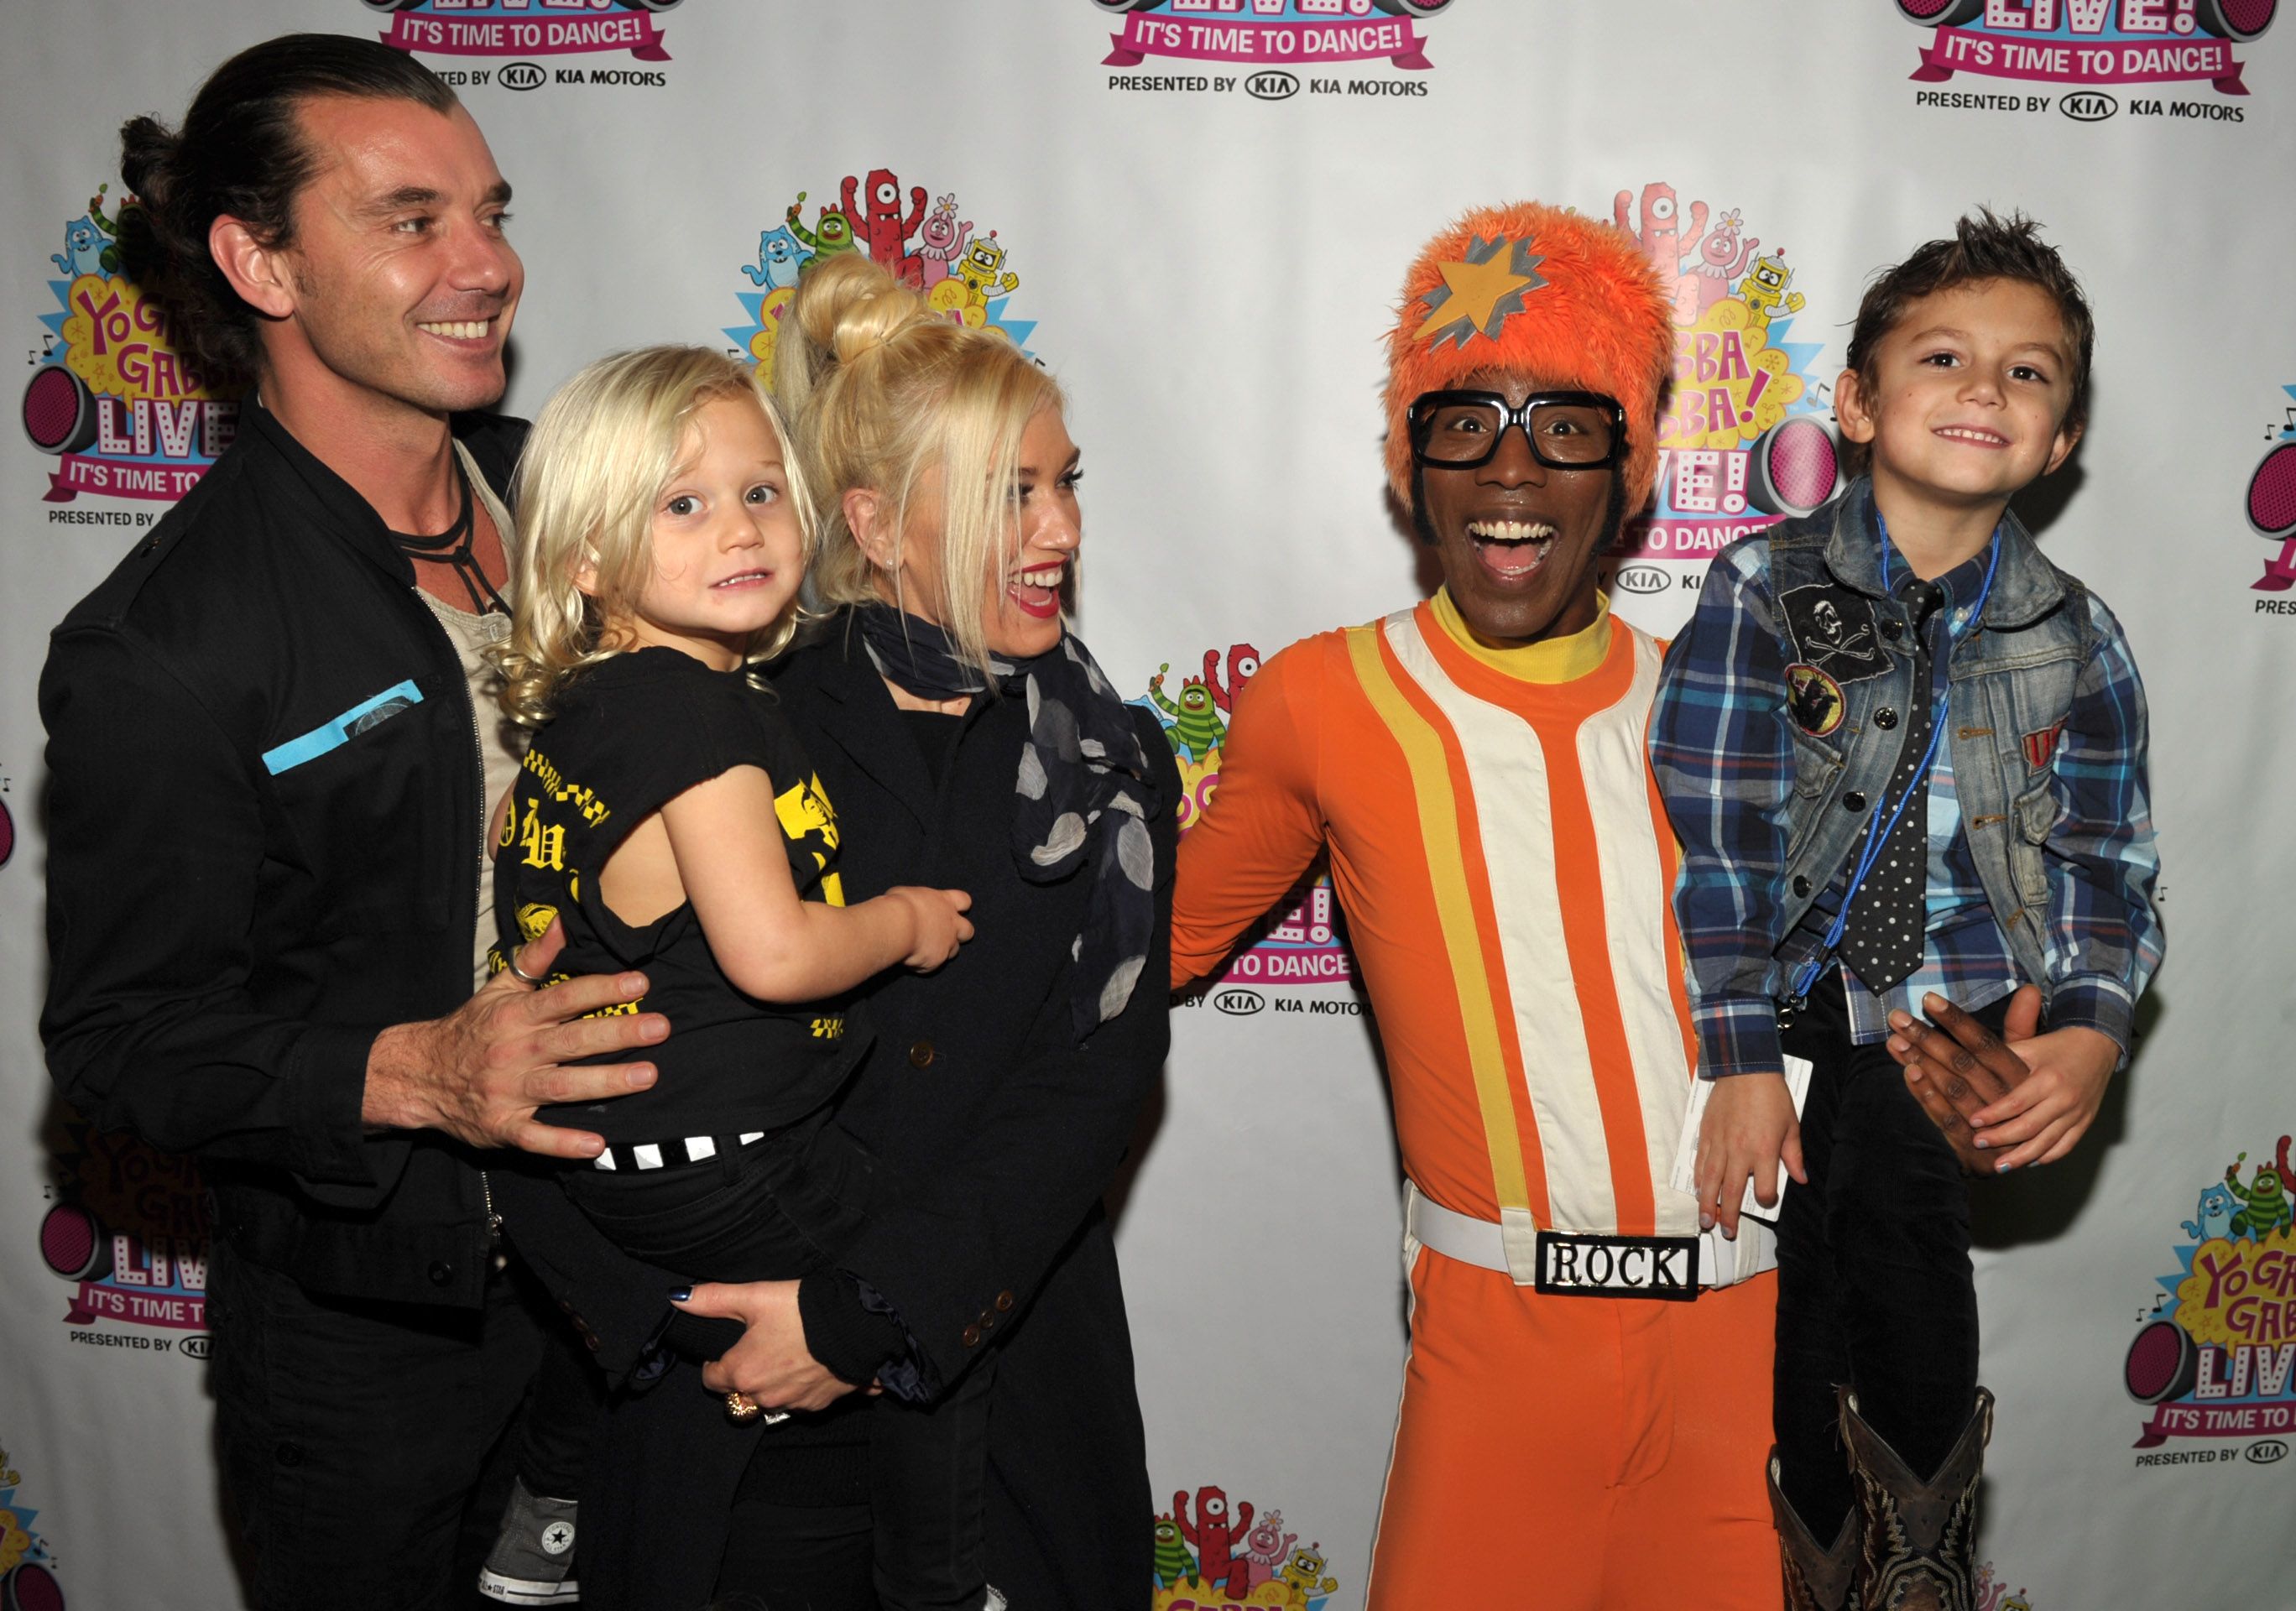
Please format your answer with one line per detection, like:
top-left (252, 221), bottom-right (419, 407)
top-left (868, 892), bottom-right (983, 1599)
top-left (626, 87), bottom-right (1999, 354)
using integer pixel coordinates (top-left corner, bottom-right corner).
top-left (1844, 208), bottom-right (2095, 466)
top-left (117, 34), bottom-right (457, 392)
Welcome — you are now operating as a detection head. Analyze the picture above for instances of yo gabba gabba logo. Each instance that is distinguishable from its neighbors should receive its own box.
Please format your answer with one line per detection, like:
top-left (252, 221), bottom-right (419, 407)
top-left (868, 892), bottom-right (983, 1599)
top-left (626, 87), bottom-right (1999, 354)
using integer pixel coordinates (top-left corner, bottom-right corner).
top-left (2123, 1131), bottom-right (2296, 1459)
top-left (1608, 182), bottom-right (1843, 565)
top-left (725, 172), bottom-right (1037, 378)
top-left (2246, 383), bottom-right (2296, 601)
top-left (1135, 646), bottom-right (1354, 989)
top-left (1896, 0), bottom-right (2272, 102)
top-left (1099, 0), bottom-right (1455, 79)
top-left (36, 1114), bottom-right (209, 1346)
top-left (1153, 1487), bottom-right (1342, 1610)
top-left (21, 184), bottom-right (237, 508)
top-left (370, 0), bottom-right (678, 65)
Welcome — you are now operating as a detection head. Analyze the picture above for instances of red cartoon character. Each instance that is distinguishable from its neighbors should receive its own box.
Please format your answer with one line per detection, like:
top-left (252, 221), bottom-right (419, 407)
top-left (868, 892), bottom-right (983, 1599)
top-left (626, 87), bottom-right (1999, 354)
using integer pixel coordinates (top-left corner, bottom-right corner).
top-left (1614, 180), bottom-right (1710, 326)
top-left (1198, 640), bottom-right (1263, 716)
top-left (1173, 1484), bottom-right (1255, 1596)
top-left (842, 167), bottom-right (929, 287)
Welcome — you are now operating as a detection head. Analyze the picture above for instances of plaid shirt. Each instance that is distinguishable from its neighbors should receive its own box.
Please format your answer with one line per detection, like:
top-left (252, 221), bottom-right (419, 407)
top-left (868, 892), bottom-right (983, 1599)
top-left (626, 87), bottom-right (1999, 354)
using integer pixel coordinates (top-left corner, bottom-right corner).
top-left (1652, 527), bottom-right (2163, 1080)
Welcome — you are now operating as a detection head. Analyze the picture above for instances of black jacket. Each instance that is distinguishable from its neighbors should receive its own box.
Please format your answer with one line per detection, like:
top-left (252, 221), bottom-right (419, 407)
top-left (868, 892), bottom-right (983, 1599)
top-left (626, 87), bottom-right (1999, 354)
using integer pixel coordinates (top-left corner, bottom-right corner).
top-left (39, 399), bottom-right (526, 1308)
top-left (569, 617), bottom-right (1177, 1608)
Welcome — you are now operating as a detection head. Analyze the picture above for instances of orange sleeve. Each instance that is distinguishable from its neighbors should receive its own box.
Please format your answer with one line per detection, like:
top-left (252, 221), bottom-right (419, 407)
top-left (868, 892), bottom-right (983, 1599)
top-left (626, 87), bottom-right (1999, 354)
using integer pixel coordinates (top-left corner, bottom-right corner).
top-left (1170, 635), bottom-right (1333, 988)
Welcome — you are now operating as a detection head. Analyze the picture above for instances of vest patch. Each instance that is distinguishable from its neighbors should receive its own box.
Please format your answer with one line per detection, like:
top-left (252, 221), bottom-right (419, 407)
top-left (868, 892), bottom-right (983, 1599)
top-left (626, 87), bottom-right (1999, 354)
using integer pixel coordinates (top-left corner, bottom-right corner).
top-left (1785, 663), bottom-right (1845, 736)
top-left (1778, 582), bottom-right (1888, 684)
top-left (2022, 720), bottom-right (2067, 770)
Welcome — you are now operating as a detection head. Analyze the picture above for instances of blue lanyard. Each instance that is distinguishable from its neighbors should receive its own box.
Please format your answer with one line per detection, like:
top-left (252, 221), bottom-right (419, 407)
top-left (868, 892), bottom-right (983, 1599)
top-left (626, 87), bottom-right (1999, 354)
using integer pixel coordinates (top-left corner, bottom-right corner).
top-left (1787, 524), bottom-right (2001, 1004)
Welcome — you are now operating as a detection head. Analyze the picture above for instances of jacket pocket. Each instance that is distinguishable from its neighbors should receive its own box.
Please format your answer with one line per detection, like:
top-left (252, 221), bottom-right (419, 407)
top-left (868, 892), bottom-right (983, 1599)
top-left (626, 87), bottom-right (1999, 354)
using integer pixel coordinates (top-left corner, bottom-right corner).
top-left (2009, 779), bottom-right (2059, 906)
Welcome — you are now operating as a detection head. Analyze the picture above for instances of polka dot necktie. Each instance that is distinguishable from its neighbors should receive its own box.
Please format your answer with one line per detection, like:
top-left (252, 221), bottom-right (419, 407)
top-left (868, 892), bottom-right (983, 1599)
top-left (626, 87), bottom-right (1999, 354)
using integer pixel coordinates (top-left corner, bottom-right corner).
top-left (1839, 581), bottom-right (1944, 995)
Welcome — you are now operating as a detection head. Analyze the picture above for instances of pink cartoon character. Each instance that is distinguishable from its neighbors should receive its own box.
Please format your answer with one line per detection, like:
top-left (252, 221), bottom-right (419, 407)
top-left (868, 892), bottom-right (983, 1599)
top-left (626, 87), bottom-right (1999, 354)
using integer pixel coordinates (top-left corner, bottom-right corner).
top-left (1174, 1485), bottom-right (1255, 1597)
top-left (842, 167), bottom-right (929, 287)
top-left (1614, 181), bottom-right (1710, 326)
top-left (1688, 208), bottom-right (1759, 321)
top-left (912, 193), bottom-right (973, 289)
top-left (1237, 1508), bottom-right (1297, 1590)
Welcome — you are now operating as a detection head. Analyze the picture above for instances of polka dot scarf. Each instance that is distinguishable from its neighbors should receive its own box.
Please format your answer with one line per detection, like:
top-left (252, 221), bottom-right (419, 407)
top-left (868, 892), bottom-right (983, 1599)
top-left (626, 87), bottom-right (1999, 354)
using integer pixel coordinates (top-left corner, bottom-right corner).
top-left (855, 603), bottom-right (1158, 1040)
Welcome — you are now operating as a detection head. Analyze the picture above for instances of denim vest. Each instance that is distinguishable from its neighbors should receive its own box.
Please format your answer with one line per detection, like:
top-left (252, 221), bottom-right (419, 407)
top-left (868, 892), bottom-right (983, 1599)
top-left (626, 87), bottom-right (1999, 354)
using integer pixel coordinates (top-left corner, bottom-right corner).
top-left (1767, 482), bottom-right (2097, 995)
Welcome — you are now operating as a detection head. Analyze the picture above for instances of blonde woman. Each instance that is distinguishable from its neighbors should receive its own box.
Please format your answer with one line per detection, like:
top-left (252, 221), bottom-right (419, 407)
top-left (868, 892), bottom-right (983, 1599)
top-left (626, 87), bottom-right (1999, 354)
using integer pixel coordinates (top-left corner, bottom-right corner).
top-left (615, 255), bottom-right (1177, 1608)
top-left (468, 346), bottom-right (978, 1608)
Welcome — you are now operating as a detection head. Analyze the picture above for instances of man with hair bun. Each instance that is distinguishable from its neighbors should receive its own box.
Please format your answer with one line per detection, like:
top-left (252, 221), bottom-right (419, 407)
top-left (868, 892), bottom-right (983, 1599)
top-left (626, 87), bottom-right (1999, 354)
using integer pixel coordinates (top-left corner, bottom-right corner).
top-left (40, 34), bottom-right (671, 1609)
top-left (1171, 201), bottom-right (1781, 1605)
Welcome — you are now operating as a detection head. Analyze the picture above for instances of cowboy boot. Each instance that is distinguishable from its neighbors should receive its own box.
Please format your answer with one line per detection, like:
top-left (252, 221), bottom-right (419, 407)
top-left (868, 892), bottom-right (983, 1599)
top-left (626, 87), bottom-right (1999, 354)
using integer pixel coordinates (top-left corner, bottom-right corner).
top-left (1839, 1386), bottom-right (1994, 1611)
top-left (1768, 1452), bottom-right (1861, 1611)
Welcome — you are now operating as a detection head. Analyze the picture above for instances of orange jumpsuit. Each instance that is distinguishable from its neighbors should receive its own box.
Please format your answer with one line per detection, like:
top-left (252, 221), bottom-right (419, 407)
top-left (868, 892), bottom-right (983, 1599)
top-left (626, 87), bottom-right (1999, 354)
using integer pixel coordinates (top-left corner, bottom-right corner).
top-left (1171, 594), bottom-right (1779, 1608)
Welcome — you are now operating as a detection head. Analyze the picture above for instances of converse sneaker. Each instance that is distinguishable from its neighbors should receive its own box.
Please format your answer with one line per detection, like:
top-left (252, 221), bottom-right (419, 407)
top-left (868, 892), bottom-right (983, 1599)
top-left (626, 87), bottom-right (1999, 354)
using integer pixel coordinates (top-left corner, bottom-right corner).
top-left (477, 1476), bottom-right (581, 1605)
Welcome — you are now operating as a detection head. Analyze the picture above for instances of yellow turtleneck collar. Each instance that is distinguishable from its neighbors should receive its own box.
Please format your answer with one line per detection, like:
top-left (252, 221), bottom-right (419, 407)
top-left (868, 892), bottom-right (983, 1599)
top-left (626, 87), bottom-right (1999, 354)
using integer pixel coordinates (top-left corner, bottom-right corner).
top-left (1429, 587), bottom-right (1613, 684)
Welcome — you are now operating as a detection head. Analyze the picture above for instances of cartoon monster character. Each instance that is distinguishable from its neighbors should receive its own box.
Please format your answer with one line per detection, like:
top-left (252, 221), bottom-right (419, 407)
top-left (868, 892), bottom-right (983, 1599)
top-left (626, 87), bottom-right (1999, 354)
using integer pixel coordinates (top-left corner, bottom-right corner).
top-left (1147, 666), bottom-right (1229, 762)
top-left (1151, 1513), bottom-right (1198, 1590)
top-left (1737, 247), bottom-right (1806, 331)
top-left (2276, 1134), bottom-right (2295, 1194)
top-left (1276, 1543), bottom-right (1338, 1605)
top-left (741, 224), bottom-right (811, 291)
top-left (843, 168), bottom-right (929, 286)
top-left (1198, 642), bottom-right (1263, 715)
top-left (81, 183), bottom-right (129, 274)
top-left (954, 230), bottom-right (1020, 307)
top-left (912, 193), bottom-right (973, 289)
top-left (785, 192), bottom-right (858, 270)
top-left (1237, 1508), bottom-right (1297, 1591)
top-left (2225, 1151), bottom-right (2293, 1240)
top-left (52, 214), bottom-right (110, 279)
top-left (1173, 1486), bottom-right (1253, 1597)
top-left (1613, 180), bottom-right (1709, 325)
top-left (1687, 208), bottom-right (1760, 321)
top-left (2184, 1181), bottom-right (2238, 1243)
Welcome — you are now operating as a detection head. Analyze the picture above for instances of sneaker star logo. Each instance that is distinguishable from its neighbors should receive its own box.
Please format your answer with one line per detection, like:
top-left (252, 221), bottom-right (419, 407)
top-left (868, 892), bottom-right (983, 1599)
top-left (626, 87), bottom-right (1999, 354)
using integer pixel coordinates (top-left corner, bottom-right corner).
top-left (1414, 234), bottom-right (1548, 350)
top-left (541, 1521), bottom-right (574, 1556)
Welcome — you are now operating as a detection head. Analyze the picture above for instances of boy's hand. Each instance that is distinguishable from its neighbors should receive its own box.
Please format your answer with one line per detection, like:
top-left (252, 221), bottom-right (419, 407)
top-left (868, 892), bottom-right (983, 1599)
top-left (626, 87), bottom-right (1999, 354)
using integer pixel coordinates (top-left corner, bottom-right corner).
top-left (1693, 1071), bottom-right (1805, 1238)
top-left (887, 886), bottom-right (974, 971)
top-left (1886, 988), bottom-right (2057, 1173)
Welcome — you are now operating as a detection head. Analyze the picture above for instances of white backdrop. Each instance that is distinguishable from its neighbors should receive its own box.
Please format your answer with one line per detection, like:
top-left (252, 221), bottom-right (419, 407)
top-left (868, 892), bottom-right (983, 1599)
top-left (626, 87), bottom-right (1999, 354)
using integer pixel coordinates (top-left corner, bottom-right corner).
top-left (4, 3), bottom-right (2293, 1607)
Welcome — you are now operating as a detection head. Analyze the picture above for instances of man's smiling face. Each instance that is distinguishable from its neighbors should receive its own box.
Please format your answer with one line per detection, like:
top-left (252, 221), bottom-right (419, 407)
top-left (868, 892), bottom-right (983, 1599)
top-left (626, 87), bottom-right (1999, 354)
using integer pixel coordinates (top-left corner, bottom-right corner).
top-left (1417, 369), bottom-right (1618, 647)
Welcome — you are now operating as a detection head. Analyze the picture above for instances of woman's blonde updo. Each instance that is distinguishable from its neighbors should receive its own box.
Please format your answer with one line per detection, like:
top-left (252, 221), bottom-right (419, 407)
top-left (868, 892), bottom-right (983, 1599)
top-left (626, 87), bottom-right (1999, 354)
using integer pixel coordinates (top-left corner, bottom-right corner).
top-left (774, 253), bottom-right (1063, 674)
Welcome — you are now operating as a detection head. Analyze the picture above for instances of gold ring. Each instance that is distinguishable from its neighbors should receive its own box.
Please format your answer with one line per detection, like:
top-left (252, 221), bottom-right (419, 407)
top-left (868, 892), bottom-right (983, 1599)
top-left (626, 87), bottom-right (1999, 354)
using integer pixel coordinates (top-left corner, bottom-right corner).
top-left (725, 1391), bottom-right (763, 1424)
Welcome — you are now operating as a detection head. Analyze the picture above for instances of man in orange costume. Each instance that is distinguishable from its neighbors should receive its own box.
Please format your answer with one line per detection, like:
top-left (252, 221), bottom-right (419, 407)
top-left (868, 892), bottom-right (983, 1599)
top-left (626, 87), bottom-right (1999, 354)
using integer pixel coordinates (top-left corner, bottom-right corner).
top-left (1172, 202), bottom-right (1781, 1607)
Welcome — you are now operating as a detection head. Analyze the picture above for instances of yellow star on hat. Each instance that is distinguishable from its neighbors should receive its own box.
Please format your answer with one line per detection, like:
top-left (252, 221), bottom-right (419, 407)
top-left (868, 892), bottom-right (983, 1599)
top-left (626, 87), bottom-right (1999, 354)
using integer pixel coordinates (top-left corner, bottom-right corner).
top-left (1414, 235), bottom-right (1548, 350)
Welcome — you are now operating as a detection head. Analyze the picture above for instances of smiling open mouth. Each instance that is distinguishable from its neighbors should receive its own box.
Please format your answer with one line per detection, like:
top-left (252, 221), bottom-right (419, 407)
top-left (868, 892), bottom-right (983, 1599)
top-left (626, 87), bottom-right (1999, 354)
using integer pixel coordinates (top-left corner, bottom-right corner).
top-left (1466, 518), bottom-right (1556, 581)
top-left (416, 318), bottom-right (496, 341)
top-left (1933, 425), bottom-right (2007, 447)
top-left (1007, 558), bottom-right (1067, 619)
top-left (711, 569), bottom-right (774, 590)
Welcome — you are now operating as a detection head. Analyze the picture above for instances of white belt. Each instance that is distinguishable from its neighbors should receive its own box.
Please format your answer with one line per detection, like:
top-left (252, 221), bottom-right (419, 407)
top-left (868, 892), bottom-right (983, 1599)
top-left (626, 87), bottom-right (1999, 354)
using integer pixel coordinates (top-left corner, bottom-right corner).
top-left (1404, 1181), bottom-right (1776, 1290)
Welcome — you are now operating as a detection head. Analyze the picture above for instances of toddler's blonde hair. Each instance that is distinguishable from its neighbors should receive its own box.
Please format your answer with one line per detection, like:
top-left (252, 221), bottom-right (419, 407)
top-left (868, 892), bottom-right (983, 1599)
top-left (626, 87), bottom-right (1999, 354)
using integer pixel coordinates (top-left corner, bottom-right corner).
top-left (496, 346), bottom-right (816, 726)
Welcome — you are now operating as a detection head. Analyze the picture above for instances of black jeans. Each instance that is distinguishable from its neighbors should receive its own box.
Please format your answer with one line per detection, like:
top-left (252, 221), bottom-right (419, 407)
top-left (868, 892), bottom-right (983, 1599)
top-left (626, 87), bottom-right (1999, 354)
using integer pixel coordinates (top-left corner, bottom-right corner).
top-left (1772, 974), bottom-right (2007, 1535)
top-left (714, 1362), bottom-right (999, 1611)
top-left (206, 1233), bottom-right (556, 1611)
top-left (517, 1114), bottom-right (874, 1497)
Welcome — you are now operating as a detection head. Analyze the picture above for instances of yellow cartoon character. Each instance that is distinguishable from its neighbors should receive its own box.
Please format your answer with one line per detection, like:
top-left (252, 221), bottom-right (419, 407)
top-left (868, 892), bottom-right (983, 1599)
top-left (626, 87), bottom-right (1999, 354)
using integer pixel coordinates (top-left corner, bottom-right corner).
top-left (954, 230), bottom-right (1020, 308)
top-left (927, 277), bottom-right (985, 328)
top-left (1736, 246), bottom-right (1805, 331)
top-left (1276, 1543), bottom-right (1338, 1604)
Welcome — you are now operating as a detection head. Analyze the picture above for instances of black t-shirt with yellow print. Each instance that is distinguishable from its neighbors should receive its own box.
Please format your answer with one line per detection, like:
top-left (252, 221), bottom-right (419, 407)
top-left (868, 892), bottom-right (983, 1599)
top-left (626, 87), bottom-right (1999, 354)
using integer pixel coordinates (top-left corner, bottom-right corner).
top-left (496, 646), bottom-right (869, 1144)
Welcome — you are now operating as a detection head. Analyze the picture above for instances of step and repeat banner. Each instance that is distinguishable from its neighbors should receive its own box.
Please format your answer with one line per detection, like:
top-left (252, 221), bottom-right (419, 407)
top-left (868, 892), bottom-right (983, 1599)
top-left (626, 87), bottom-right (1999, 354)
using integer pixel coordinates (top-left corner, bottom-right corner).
top-left (3, 2), bottom-right (2292, 1606)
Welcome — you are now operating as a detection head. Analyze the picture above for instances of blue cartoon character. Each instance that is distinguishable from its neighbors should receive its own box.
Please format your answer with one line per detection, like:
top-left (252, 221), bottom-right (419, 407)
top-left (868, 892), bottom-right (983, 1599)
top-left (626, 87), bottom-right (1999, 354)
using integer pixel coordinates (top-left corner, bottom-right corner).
top-left (2184, 1182), bottom-right (2237, 1243)
top-left (742, 224), bottom-right (811, 290)
top-left (53, 213), bottom-right (111, 279)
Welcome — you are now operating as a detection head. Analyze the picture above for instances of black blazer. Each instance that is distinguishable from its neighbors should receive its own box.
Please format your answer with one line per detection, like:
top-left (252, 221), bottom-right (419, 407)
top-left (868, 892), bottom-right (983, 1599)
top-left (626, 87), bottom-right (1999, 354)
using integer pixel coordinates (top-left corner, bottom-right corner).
top-left (559, 615), bottom-right (1177, 1608)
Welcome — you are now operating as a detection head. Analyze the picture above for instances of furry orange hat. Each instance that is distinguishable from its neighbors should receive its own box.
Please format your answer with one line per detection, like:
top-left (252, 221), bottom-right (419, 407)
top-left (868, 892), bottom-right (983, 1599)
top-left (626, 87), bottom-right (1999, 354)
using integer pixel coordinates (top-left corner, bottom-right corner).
top-left (1385, 201), bottom-right (1673, 514)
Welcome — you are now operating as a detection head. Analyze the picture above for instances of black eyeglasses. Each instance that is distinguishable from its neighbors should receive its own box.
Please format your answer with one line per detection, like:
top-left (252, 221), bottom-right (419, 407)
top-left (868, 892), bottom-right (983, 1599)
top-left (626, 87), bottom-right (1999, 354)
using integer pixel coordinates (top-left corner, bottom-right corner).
top-left (1406, 390), bottom-right (1626, 471)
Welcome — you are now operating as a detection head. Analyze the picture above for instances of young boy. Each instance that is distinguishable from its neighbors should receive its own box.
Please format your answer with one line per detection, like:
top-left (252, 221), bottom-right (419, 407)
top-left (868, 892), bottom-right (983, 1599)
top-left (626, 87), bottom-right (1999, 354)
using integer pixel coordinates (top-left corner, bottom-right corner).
top-left (1649, 211), bottom-right (2162, 1610)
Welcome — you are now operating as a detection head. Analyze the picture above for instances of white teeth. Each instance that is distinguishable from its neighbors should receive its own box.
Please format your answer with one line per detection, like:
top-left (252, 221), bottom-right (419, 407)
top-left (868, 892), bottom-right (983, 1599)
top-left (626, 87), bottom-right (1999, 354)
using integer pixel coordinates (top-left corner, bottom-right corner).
top-left (419, 320), bottom-right (490, 340)
top-left (1465, 519), bottom-right (1555, 543)
top-left (1011, 561), bottom-right (1067, 587)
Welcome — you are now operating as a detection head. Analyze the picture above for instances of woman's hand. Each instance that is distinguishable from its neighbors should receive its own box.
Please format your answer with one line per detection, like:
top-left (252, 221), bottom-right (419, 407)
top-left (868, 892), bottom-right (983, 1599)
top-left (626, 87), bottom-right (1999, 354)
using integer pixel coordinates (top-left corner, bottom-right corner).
top-left (1693, 1071), bottom-right (1805, 1238)
top-left (676, 1280), bottom-right (865, 1413)
top-left (885, 886), bottom-right (974, 971)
